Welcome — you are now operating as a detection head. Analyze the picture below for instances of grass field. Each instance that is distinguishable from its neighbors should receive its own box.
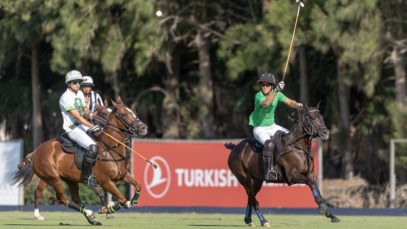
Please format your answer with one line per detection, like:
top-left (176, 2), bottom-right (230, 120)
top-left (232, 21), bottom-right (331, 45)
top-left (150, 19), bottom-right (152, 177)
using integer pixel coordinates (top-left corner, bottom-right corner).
top-left (1, 211), bottom-right (407, 229)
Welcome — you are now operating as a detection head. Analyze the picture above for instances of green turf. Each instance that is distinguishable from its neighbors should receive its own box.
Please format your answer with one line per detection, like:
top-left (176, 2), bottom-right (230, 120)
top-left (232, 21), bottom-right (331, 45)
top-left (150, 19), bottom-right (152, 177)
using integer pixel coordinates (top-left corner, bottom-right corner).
top-left (0, 211), bottom-right (406, 229)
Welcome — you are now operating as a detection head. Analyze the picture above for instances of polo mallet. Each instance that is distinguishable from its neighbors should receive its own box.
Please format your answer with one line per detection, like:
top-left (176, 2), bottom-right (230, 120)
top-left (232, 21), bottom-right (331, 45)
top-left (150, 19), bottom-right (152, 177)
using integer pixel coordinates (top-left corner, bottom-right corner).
top-left (102, 131), bottom-right (158, 169)
top-left (282, 0), bottom-right (305, 82)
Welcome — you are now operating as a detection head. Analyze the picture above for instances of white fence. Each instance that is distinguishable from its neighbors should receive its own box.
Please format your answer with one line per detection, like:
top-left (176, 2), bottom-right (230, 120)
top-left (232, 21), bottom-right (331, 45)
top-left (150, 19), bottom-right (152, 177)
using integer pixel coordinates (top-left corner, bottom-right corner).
top-left (389, 139), bottom-right (407, 208)
top-left (0, 140), bottom-right (24, 206)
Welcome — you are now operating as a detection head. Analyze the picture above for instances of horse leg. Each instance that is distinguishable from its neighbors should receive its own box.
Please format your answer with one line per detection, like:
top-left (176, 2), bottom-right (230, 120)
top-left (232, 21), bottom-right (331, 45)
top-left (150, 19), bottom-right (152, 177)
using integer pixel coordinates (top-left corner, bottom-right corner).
top-left (122, 172), bottom-right (141, 206)
top-left (65, 180), bottom-right (82, 206)
top-left (231, 169), bottom-right (255, 227)
top-left (306, 177), bottom-right (340, 223)
top-left (100, 180), bottom-right (129, 214)
top-left (46, 177), bottom-right (102, 225)
top-left (252, 179), bottom-right (270, 227)
top-left (94, 185), bottom-right (115, 219)
top-left (33, 180), bottom-right (47, 221)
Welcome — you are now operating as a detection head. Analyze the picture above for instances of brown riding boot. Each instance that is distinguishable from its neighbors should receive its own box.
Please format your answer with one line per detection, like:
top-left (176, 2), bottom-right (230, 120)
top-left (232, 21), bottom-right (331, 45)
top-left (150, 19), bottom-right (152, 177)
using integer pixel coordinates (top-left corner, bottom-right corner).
top-left (263, 139), bottom-right (278, 182)
top-left (263, 155), bottom-right (278, 182)
top-left (83, 144), bottom-right (99, 187)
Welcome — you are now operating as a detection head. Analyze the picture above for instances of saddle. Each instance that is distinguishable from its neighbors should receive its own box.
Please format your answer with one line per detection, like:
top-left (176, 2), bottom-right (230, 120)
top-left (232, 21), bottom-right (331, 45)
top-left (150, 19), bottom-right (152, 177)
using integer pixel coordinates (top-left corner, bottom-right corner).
top-left (246, 137), bottom-right (264, 153)
top-left (57, 132), bottom-right (86, 170)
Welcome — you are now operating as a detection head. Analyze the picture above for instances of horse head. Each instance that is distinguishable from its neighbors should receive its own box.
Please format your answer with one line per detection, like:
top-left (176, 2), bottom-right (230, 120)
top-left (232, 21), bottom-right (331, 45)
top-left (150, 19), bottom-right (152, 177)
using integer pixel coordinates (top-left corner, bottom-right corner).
top-left (296, 104), bottom-right (330, 140)
top-left (110, 96), bottom-right (148, 137)
top-left (93, 99), bottom-right (111, 127)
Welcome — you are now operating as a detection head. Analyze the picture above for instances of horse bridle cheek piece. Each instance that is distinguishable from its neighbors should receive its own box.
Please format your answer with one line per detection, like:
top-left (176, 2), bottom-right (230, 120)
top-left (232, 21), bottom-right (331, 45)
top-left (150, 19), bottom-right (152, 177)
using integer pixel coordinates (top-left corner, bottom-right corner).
top-left (114, 111), bottom-right (137, 136)
top-left (301, 110), bottom-right (317, 137)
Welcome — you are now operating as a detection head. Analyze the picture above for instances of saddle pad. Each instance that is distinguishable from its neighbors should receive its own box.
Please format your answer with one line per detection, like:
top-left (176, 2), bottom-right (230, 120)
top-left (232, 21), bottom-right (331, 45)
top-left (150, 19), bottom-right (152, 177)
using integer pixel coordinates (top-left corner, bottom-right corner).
top-left (246, 137), bottom-right (264, 153)
top-left (57, 132), bottom-right (86, 170)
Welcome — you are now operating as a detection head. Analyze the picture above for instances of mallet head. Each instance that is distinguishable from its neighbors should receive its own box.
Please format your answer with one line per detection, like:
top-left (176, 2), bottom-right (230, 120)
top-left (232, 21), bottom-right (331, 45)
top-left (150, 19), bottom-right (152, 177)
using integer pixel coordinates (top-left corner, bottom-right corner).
top-left (296, 0), bottom-right (305, 7)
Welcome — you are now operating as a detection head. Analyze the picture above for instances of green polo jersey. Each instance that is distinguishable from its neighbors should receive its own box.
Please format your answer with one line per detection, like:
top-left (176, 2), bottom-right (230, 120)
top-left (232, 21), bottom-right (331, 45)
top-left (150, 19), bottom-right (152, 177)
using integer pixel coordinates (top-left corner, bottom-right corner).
top-left (248, 91), bottom-right (287, 127)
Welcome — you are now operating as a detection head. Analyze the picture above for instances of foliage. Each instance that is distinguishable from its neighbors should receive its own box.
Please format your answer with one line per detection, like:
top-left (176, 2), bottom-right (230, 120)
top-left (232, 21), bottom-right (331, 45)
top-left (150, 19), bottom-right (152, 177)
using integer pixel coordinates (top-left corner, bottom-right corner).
top-left (0, 0), bottom-right (406, 186)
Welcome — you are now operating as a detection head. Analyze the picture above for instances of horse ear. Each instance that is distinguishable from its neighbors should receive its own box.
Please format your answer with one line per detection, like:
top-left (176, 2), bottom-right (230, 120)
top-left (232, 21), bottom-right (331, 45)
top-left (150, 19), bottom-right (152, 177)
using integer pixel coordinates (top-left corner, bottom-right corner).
top-left (111, 98), bottom-right (117, 107)
top-left (316, 100), bottom-right (321, 109)
top-left (116, 96), bottom-right (123, 104)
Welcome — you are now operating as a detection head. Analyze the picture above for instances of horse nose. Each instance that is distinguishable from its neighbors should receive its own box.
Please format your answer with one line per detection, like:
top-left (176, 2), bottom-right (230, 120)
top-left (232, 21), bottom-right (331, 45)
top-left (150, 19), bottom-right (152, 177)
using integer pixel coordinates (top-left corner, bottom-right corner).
top-left (321, 129), bottom-right (330, 140)
top-left (140, 125), bottom-right (148, 135)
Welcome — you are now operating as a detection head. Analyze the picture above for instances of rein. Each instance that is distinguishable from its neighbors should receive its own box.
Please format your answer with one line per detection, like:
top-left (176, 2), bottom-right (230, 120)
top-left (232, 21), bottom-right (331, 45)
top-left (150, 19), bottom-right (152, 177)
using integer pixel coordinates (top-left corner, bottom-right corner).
top-left (285, 109), bottom-right (318, 155)
top-left (99, 108), bottom-right (157, 169)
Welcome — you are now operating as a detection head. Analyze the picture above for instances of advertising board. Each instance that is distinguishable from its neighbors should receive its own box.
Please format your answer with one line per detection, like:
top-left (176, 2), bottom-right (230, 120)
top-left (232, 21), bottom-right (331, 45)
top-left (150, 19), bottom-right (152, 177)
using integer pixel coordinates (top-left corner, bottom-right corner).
top-left (132, 139), bottom-right (319, 208)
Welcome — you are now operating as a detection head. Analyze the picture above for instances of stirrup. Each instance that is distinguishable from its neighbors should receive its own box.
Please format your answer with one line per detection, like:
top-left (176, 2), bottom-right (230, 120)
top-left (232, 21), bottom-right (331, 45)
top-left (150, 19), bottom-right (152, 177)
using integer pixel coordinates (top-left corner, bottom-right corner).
top-left (86, 175), bottom-right (99, 187)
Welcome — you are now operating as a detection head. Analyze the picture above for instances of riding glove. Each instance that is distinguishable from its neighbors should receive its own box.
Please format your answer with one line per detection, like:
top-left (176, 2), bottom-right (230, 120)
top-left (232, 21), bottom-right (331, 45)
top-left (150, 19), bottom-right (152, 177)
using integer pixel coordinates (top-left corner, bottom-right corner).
top-left (276, 81), bottom-right (285, 91)
top-left (88, 125), bottom-right (103, 137)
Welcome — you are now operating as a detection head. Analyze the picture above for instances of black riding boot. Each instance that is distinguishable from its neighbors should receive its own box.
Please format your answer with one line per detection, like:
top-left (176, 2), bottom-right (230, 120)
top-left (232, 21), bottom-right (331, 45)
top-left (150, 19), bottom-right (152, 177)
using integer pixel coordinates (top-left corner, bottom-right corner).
top-left (83, 144), bottom-right (98, 187)
top-left (263, 139), bottom-right (278, 182)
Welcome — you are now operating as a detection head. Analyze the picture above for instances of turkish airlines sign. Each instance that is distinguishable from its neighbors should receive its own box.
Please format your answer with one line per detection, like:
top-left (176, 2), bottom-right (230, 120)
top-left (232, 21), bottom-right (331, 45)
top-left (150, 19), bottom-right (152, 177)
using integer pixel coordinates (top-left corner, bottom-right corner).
top-left (132, 140), bottom-right (319, 208)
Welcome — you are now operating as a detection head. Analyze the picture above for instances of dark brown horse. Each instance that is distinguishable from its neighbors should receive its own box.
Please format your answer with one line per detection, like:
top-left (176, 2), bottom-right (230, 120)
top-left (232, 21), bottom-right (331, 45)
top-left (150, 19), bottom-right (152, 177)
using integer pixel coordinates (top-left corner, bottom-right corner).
top-left (11, 97), bottom-right (148, 225)
top-left (226, 105), bottom-right (340, 227)
top-left (27, 102), bottom-right (115, 221)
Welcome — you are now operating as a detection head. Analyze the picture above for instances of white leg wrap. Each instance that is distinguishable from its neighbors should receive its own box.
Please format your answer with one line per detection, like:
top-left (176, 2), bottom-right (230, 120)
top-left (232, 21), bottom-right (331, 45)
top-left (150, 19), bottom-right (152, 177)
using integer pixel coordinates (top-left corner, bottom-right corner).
top-left (34, 208), bottom-right (45, 220)
top-left (84, 209), bottom-right (94, 217)
top-left (124, 201), bottom-right (131, 208)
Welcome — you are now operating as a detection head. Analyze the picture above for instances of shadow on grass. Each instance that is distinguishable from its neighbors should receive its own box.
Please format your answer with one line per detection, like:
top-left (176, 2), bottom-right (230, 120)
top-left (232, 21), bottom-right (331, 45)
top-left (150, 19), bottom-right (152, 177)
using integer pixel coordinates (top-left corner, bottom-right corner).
top-left (188, 224), bottom-right (246, 227)
top-left (2, 223), bottom-right (90, 227)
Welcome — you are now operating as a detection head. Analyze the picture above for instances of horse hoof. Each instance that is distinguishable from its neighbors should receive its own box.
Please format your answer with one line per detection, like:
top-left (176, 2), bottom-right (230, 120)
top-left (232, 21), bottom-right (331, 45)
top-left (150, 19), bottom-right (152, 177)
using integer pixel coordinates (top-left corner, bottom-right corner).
top-left (124, 201), bottom-right (131, 209)
top-left (92, 220), bottom-right (103, 226)
top-left (247, 222), bottom-right (256, 227)
top-left (262, 222), bottom-right (271, 227)
top-left (331, 216), bottom-right (341, 223)
top-left (106, 214), bottom-right (115, 219)
top-left (84, 215), bottom-right (102, 226)
top-left (98, 206), bottom-right (108, 214)
top-left (35, 216), bottom-right (45, 221)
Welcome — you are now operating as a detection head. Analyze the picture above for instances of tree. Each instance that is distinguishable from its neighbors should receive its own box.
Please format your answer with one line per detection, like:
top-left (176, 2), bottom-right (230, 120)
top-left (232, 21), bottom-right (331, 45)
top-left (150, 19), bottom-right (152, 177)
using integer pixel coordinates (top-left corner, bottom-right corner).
top-left (382, 0), bottom-right (407, 105)
top-left (311, 0), bottom-right (382, 179)
top-left (0, 0), bottom-right (61, 147)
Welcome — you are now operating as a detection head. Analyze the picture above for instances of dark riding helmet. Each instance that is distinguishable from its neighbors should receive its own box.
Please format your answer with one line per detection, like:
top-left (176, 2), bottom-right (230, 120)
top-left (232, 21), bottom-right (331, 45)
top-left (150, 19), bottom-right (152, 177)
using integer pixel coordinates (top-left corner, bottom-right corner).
top-left (257, 73), bottom-right (276, 85)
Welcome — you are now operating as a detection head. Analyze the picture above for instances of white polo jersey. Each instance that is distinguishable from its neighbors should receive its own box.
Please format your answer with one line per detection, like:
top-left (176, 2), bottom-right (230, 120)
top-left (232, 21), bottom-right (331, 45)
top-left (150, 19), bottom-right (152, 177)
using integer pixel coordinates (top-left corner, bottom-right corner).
top-left (59, 89), bottom-right (87, 131)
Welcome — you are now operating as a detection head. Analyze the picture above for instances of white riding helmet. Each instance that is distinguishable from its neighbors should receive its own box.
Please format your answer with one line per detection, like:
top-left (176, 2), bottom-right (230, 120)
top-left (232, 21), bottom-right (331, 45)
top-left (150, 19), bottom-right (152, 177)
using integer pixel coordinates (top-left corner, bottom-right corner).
top-left (81, 76), bottom-right (95, 87)
top-left (65, 70), bottom-right (83, 84)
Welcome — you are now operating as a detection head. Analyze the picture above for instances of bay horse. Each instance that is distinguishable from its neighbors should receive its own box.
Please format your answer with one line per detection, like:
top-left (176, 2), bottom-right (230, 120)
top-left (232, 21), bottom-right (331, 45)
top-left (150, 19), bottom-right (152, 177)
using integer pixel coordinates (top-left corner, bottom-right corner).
top-left (11, 97), bottom-right (148, 225)
top-left (25, 102), bottom-right (115, 221)
top-left (225, 105), bottom-right (340, 227)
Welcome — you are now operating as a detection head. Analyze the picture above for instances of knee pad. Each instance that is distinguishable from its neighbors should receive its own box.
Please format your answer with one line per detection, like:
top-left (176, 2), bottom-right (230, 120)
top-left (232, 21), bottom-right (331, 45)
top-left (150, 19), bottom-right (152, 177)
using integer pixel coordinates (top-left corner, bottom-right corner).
top-left (86, 144), bottom-right (98, 163)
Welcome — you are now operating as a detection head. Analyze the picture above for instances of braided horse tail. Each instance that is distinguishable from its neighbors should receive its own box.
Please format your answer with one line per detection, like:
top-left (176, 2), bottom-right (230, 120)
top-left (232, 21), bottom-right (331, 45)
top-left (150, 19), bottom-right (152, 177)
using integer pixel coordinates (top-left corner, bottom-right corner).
top-left (224, 143), bottom-right (236, 149)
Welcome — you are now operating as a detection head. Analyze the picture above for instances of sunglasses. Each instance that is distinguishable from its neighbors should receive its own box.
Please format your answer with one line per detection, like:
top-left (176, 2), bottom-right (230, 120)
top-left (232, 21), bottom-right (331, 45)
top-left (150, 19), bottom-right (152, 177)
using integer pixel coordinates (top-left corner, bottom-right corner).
top-left (261, 83), bottom-right (272, 87)
top-left (70, 80), bottom-right (82, 85)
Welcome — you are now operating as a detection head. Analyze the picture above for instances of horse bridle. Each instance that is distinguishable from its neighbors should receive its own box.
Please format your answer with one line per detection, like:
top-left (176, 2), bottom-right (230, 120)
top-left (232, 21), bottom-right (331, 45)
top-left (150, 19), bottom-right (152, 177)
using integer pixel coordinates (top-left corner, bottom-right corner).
top-left (108, 108), bottom-right (143, 136)
top-left (299, 108), bottom-right (327, 138)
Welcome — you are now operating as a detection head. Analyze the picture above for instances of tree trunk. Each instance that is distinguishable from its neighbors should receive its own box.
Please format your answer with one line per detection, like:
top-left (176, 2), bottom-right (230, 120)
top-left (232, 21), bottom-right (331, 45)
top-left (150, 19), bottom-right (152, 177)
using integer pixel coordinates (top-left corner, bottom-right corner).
top-left (162, 46), bottom-right (181, 138)
top-left (31, 44), bottom-right (43, 148)
top-left (112, 70), bottom-right (120, 99)
top-left (196, 30), bottom-right (214, 138)
top-left (299, 45), bottom-right (309, 105)
top-left (337, 60), bottom-right (353, 179)
top-left (391, 44), bottom-right (407, 105)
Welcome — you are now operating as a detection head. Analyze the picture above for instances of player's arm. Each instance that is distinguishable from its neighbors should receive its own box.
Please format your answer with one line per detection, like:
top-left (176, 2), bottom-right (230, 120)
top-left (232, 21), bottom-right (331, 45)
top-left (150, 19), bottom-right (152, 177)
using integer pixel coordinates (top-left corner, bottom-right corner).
top-left (68, 109), bottom-right (94, 128)
top-left (261, 92), bottom-right (277, 107)
top-left (284, 98), bottom-right (303, 109)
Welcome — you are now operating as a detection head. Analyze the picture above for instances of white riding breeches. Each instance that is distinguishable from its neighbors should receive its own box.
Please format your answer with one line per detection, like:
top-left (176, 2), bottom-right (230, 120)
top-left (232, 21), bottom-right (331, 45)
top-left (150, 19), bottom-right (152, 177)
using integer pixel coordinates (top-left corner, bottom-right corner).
top-left (253, 124), bottom-right (289, 145)
top-left (67, 124), bottom-right (95, 149)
